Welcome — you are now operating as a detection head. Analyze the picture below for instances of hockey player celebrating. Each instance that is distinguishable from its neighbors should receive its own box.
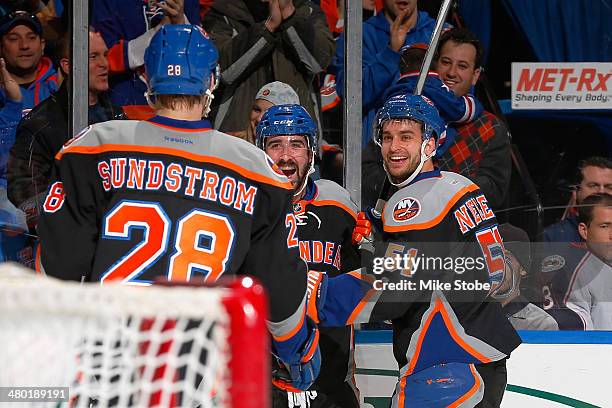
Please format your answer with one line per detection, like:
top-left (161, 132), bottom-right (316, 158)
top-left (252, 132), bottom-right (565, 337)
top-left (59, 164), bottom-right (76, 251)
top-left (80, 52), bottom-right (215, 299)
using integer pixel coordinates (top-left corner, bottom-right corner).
top-left (256, 104), bottom-right (361, 407)
top-left (36, 25), bottom-right (320, 393)
top-left (309, 94), bottom-right (522, 407)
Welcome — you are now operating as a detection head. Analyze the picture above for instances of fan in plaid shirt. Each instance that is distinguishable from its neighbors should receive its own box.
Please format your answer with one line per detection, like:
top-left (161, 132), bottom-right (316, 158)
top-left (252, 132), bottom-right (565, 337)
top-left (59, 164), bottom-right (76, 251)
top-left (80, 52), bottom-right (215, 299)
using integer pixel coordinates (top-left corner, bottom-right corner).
top-left (435, 28), bottom-right (511, 212)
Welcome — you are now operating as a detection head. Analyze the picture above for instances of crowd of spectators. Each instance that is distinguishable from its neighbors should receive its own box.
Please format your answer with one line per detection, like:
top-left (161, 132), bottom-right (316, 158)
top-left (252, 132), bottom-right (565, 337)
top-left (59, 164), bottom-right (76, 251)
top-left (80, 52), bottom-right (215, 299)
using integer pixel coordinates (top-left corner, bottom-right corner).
top-left (8, 29), bottom-right (126, 237)
top-left (0, 0), bottom-right (609, 332)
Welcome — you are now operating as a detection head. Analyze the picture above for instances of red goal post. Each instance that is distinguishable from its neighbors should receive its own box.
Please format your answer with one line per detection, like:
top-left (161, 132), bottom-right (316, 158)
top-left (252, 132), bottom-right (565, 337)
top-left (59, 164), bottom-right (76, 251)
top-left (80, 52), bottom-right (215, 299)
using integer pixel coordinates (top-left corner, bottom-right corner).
top-left (0, 265), bottom-right (269, 407)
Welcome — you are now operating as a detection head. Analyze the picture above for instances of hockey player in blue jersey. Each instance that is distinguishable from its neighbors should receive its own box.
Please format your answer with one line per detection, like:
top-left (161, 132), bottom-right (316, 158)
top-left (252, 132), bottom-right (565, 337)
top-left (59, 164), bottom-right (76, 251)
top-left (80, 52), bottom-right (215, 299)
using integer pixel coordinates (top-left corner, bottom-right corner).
top-left (37, 24), bottom-right (320, 394)
top-left (256, 104), bottom-right (361, 407)
top-left (308, 94), bottom-right (521, 407)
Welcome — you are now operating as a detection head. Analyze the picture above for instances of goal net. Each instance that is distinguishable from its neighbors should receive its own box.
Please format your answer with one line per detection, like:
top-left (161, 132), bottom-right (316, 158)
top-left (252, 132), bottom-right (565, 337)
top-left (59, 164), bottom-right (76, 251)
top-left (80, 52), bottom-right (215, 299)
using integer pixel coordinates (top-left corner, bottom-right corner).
top-left (0, 264), bottom-right (269, 407)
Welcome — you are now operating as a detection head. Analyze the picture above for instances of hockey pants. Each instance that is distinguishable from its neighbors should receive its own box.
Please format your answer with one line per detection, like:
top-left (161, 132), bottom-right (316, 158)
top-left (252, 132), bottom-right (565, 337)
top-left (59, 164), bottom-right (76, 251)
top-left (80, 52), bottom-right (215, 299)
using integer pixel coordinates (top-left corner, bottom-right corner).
top-left (390, 363), bottom-right (484, 407)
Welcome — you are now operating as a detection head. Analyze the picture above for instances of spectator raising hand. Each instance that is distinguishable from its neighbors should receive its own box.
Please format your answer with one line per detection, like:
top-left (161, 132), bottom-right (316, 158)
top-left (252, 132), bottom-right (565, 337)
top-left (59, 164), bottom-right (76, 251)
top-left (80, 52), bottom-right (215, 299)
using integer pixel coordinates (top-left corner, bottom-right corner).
top-left (159, 0), bottom-right (186, 25)
top-left (333, 0), bottom-right (450, 145)
top-left (389, 8), bottom-right (414, 52)
top-left (0, 58), bottom-right (29, 265)
top-left (264, 0), bottom-right (296, 32)
top-left (203, 0), bottom-right (334, 142)
top-left (264, 0), bottom-right (283, 32)
top-left (8, 30), bottom-right (127, 235)
top-left (279, 0), bottom-right (296, 19)
top-left (91, 0), bottom-right (200, 118)
top-left (0, 58), bottom-right (21, 103)
top-left (0, 10), bottom-right (58, 214)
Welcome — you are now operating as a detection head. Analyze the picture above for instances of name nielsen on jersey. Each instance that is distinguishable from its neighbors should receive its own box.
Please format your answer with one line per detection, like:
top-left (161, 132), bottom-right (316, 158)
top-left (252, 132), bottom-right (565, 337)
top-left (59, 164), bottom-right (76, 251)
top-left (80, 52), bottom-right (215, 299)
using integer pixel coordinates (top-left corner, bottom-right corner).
top-left (97, 157), bottom-right (258, 215)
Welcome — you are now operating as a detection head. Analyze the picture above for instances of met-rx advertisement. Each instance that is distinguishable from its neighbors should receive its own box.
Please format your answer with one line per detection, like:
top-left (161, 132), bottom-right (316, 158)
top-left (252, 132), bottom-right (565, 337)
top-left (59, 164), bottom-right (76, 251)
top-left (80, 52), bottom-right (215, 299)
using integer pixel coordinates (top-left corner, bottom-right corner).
top-left (511, 62), bottom-right (612, 109)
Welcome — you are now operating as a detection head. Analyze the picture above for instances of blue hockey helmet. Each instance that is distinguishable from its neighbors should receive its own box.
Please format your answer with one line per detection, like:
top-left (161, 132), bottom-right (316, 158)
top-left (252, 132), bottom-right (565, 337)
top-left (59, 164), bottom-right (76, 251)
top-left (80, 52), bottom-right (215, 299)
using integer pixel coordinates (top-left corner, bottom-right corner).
top-left (255, 104), bottom-right (317, 152)
top-left (144, 25), bottom-right (219, 97)
top-left (373, 94), bottom-right (445, 148)
top-left (375, 94), bottom-right (447, 187)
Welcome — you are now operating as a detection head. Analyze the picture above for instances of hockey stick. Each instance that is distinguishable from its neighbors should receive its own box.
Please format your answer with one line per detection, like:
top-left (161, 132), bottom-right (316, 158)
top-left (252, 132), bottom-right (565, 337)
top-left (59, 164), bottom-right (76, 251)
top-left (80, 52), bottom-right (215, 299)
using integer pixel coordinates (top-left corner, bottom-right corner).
top-left (372, 0), bottom-right (454, 217)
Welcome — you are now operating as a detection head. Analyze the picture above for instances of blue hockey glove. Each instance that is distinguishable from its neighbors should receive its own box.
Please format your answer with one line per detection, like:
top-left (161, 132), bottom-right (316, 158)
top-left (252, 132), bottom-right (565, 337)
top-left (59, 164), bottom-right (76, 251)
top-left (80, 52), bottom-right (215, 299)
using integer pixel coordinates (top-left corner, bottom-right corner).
top-left (272, 317), bottom-right (321, 392)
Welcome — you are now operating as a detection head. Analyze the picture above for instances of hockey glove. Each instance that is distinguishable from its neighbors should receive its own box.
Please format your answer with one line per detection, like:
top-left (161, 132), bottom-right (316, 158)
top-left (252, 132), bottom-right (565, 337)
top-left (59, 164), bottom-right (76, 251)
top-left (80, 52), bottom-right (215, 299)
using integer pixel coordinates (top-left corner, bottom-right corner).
top-left (272, 316), bottom-right (321, 392)
top-left (352, 212), bottom-right (373, 246)
top-left (352, 209), bottom-right (382, 252)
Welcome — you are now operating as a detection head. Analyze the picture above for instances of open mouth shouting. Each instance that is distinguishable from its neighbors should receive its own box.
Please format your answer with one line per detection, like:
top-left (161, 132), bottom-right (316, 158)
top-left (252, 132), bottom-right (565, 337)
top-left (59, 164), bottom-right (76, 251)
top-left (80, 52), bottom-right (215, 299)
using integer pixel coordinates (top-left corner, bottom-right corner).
top-left (276, 160), bottom-right (301, 185)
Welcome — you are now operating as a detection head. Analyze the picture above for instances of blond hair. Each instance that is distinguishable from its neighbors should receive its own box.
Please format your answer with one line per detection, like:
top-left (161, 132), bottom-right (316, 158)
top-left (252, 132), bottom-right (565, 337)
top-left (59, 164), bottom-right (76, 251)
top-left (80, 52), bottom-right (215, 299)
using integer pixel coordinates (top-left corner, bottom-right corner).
top-left (149, 94), bottom-right (207, 112)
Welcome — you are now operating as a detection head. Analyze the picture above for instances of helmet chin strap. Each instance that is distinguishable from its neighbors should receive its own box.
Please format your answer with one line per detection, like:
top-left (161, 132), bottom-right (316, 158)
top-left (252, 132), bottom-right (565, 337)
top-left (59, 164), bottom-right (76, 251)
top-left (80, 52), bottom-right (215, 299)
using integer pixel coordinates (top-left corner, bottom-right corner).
top-left (144, 90), bottom-right (156, 110)
top-left (384, 140), bottom-right (436, 189)
top-left (202, 89), bottom-right (214, 118)
top-left (292, 150), bottom-right (316, 200)
top-left (202, 73), bottom-right (217, 118)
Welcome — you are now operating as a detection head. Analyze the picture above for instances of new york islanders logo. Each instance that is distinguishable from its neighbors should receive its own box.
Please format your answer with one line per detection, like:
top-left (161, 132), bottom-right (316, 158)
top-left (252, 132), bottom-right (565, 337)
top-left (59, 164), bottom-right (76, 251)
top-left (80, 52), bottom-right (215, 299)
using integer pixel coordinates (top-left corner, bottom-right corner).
top-left (393, 197), bottom-right (421, 222)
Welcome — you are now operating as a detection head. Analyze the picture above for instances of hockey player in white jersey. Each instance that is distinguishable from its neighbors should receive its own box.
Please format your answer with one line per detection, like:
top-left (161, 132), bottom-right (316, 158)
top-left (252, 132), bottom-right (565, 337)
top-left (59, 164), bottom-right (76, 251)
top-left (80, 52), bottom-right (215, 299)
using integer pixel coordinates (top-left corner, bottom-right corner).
top-left (564, 193), bottom-right (612, 329)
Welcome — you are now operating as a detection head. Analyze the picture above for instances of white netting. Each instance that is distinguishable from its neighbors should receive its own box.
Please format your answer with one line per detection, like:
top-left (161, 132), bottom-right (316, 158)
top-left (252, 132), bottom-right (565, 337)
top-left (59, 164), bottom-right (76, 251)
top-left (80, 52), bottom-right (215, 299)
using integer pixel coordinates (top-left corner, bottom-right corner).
top-left (0, 265), bottom-right (230, 407)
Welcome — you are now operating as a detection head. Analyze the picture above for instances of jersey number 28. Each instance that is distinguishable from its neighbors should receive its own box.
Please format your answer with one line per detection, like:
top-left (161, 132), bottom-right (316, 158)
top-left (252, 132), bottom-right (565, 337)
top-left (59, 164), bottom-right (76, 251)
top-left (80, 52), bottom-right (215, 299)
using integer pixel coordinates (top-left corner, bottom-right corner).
top-left (100, 200), bottom-right (235, 285)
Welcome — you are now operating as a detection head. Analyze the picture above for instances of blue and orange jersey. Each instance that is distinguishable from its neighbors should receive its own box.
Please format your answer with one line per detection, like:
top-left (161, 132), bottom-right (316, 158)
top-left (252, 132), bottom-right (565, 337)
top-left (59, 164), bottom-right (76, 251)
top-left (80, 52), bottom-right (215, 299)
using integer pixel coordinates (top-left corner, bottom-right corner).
top-left (36, 115), bottom-right (311, 366)
top-left (0, 56), bottom-right (58, 122)
top-left (316, 169), bottom-right (521, 375)
top-left (291, 178), bottom-right (360, 394)
top-left (295, 178), bottom-right (359, 276)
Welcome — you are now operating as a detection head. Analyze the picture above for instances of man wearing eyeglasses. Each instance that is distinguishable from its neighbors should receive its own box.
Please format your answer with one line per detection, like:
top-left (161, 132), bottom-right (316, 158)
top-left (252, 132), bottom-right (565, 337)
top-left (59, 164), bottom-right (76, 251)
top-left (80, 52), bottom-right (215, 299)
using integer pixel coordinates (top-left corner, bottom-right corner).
top-left (256, 104), bottom-right (361, 408)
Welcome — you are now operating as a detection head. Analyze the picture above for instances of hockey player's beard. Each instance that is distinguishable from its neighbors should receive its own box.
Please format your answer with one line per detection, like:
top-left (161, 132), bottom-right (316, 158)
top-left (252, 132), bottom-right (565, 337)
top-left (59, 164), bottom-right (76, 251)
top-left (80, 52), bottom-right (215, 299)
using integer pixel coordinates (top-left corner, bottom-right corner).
top-left (384, 152), bottom-right (421, 185)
